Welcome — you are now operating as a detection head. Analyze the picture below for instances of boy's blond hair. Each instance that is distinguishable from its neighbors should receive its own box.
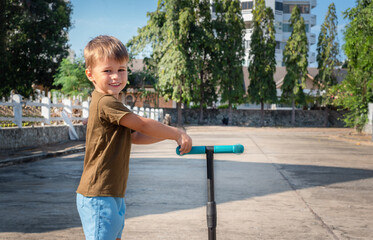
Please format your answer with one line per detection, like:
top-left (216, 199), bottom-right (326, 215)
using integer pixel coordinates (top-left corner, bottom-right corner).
top-left (84, 35), bottom-right (129, 68)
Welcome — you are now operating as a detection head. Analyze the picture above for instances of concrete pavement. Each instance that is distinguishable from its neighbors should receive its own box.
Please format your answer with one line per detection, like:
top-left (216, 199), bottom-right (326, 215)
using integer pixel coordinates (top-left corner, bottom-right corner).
top-left (0, 126), bottom-right (372, 239)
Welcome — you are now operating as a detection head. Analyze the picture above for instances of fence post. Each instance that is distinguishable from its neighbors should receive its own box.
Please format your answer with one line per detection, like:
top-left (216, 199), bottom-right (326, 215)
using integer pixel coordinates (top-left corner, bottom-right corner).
top-left (159, 108), bottom-right (164, 122)
top-left (82, 101), bottom-right (89, 119)
top-left (133, 106), bottom-right (139, 115)
top-left (62, 98), bottom-right (79, 140)
top-left (155, 109), bottom-right (159, 122)
top-left (42, 97), bottom-right (51, 124)
top-left (12, 94), bottom-right (22, 127)
top-left (151, 108), bottom-right (155, 120)
top-left (139, 107), bottom-right (144, 117)
top-left (63, 99), bottom-right (72, 115)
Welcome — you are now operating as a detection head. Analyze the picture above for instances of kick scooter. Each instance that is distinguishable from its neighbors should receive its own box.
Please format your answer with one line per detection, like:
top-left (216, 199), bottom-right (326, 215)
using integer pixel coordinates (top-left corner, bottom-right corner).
top-left (177, 144), bottom-right (244, 240)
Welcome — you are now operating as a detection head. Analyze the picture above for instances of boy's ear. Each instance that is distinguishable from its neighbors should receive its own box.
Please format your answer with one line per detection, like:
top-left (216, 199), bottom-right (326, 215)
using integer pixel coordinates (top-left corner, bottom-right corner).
top-left (85, 68), bottom-right (95, 83)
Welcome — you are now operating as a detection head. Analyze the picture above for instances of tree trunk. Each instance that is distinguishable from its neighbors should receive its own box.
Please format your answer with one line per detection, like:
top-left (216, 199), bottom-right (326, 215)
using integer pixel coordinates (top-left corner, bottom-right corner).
top-left (198, 71), bottom-right (205, 125)
top-left (292, 99), bottom-right (295, 126)
top-left (199, 103), bottom-right (204, 125)
top-left (260, 101), bottom-right (264, 127)
top-left (228, 102), bottom-right (233, 126)
top-left (324, 106), bottom-right (329, 127)
top-left (177, 101), bottom-right (183, 127)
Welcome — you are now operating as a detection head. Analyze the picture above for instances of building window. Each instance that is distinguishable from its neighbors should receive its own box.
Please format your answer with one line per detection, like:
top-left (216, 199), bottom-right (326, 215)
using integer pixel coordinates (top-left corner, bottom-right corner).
top-left (282, 23), bottom-right (309, 33)
top-left (275, 1), bottom-right (283, 11)
top-left (276, 41), bottom-right (281, 49)
top-left (275, 22), bottom-right (283, 32)
top-left (284, 4), bottom-right (310, 14)
top-left (143, 100), bottom-right (150, 108)
top-left (244, 40), bottom-right (251, 49)
top-left (244, 21), bottom-right (254, 29)
top-left (241, 1), bottom-right (253, 10)
top-left (283, 24), bottom-right (292, 32)
top-left (126, 95), bottom-right (134, 106)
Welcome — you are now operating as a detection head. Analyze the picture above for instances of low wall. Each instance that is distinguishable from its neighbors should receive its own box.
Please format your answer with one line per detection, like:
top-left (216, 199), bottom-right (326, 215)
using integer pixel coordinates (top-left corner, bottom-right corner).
top-left (0, 125), bottom-right (86, 150)
top-left (1, 108), bottom-right (366, 150)
top-left (163, 108), bottom-right (346, 127)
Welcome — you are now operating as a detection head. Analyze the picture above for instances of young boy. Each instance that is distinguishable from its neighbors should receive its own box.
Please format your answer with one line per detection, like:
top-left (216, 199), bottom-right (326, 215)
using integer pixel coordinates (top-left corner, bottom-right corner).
top-left (76, 35), bottom-right (192, 240)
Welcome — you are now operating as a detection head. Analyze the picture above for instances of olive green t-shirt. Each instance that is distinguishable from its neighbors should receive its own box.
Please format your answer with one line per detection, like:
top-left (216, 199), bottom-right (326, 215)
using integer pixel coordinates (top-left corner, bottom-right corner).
top-left (77, 90), bottom-right (132, 198)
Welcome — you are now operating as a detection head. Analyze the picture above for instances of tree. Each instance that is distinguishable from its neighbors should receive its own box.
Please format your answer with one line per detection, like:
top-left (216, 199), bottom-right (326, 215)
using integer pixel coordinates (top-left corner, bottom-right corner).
top-left (281, 6), bottom-right (308, 126)
top-left (328, 0), bottom-right (373, 132)
top-left (213, 0), bottom-right (246, 125)
top-left (247, 0), bottom-right (277, 127)
top-left (128, 0), bottom-right (197, 126)
top-left (1, 0), bottom-right (72, 97)
top-left (189, 0), bottom-right (217, 124)
top-left (315, 3), bottom-right (340, 127)
top-left (53, 58), bottom-right (92, 98)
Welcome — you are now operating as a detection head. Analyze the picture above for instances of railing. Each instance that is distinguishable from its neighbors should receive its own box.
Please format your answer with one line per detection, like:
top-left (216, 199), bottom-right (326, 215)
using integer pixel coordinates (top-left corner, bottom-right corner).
top-left (0, 94), bottom-right (163, 128)
top-left (309, 33), bottom-right (316, 45)
top-left (310, 14), bottom-right (316, 27)
top-left (310, 0), bottom-right (317, 9)
top-left (131, 106), bottom-right (164, 122)
top-left (0, 94), bottom-right (89, 128)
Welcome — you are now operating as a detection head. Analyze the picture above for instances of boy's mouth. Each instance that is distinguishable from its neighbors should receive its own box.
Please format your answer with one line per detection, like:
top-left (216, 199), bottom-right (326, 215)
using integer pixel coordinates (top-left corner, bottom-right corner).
top-left (110, 83), bottom-right (121, 87)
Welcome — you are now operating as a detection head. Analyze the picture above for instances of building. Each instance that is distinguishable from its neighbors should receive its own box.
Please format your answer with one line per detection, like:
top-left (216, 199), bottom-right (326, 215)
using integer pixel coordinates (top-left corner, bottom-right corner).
top-left (124, 59), bottom-right (175, 109)
top-left (239, 66), bottom-right (347, 109)
top-left (240, 0), bottom-right (317, 66)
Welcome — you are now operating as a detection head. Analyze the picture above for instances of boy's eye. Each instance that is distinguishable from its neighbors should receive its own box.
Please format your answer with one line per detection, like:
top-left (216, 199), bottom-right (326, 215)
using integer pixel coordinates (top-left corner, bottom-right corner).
top-left (103, 70), bottom-right (111, 73)
top-left (118, 69), bottom-right (126, 72)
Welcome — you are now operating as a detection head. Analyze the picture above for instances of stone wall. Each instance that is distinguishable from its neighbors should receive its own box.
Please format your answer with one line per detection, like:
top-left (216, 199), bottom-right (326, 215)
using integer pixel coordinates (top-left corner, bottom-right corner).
top-left (163, 108), bottom-right (346, 127)
top-left (0, 108), bottom-right (355, 150)
top-left (0, 125), bottom-right (86, 150)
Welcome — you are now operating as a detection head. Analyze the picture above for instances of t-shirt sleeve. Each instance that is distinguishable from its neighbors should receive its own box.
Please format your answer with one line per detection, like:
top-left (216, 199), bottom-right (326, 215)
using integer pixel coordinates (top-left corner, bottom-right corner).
top-left (97, 95), bottom-right (132, 125)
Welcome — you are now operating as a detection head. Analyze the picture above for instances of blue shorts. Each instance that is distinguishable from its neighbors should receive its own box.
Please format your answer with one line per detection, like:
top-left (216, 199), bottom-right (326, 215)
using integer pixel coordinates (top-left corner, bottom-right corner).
top-left (76, 193), bottom-right (126, 240)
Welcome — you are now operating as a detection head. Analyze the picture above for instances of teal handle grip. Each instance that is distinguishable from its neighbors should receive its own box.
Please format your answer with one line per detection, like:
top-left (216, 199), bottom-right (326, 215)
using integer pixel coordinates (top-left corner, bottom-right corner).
top-left (214, 144), bottom-right (244, 154)
top-left (176, 144), bottom-right (244, 155)
top-left (176, 146), bottom-right (205, 155)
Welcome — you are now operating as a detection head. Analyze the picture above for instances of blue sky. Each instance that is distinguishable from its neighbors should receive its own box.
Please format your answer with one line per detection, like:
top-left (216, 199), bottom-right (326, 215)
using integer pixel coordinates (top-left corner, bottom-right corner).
top-left (68, 0), bottom-right (356, 66)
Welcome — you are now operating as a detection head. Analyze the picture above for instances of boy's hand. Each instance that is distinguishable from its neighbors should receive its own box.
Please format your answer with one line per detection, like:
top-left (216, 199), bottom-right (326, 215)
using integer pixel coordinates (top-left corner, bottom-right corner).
top-left (177, 130), bottom-right (192, 155)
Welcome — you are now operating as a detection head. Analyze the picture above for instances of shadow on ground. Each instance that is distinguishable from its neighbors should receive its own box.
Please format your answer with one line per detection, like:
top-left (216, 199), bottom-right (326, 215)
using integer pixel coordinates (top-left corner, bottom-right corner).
top-left (0, 153), bottom-right (372, 233)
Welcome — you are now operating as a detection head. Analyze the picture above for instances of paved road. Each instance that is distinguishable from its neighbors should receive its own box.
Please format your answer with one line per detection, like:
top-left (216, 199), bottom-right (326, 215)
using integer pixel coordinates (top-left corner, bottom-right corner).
top-left (0, 127), bottom-right (372, 239)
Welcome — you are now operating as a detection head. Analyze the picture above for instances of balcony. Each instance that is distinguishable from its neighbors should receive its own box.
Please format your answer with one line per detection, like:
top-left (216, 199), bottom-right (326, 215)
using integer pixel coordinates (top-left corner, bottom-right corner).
top-left (309, 52), bottom-right (316, 63)
top-left (310, 0), bottom-right (317, 9)
top-left (310, 14), bottom-right (316, 27)
top-left (308, 33), bottom-right (316, 45)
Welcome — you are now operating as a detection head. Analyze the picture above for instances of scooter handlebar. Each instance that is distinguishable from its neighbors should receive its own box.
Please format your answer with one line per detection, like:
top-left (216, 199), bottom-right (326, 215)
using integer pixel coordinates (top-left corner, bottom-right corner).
top-left (176, 144), bottom-right (244, 155)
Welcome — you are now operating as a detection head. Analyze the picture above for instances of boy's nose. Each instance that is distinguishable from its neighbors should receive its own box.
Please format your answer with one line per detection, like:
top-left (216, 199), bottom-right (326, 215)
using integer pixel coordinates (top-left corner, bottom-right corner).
top-left (111, 73), bottom-right (118, 79)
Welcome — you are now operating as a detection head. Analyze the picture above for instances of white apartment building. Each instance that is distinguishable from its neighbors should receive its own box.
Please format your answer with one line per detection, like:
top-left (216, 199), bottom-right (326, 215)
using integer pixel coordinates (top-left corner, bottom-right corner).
top-left (240, 0), bottom-right (317, 66)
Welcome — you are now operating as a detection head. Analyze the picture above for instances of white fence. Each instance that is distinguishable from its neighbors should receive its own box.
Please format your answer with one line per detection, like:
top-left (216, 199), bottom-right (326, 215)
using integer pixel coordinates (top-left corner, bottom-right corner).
top-left (129, 106), bottom-right (164, 123)
top-left (0, 93), bottom-right (164, 129)
top-left (0, 94), bottom-right (89, 128)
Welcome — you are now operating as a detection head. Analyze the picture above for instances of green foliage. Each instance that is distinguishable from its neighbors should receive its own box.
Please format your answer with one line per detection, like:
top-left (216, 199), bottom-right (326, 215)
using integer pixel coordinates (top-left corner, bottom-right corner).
top-left (53, 58), bottom-right (92, 98)
top-left (128, 0), bottom-right (245, 125)
top-left (315, 3), bottom-right (340, 105)
top-left (281, 6), bottom-right (308, 105)
top-left (1, 0), bottom-right (72, 97)
top-left (217, 104), bottom-right (237, 109)
top-left (328, 0), bottom-right (373, 132)
top-left (128, 0), bottom-right (196, 104)
top-left (189, 0), bottom-right (217, 112)
top-left (212, 0), bottom-right (246, 107)
top-left (247, 0), bottom-right (277, 107)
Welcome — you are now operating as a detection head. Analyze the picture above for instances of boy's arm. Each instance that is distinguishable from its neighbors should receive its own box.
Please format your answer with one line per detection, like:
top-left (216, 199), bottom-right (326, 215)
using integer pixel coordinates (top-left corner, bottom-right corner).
top-left (120, 113), bottom-right (192, 154)
top-left (131, 131), bottom-right (163, 144)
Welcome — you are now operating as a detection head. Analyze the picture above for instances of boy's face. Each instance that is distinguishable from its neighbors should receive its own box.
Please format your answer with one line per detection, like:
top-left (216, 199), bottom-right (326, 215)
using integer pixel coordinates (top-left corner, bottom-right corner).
top-left (86, 57), bottom-right (128, 99)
